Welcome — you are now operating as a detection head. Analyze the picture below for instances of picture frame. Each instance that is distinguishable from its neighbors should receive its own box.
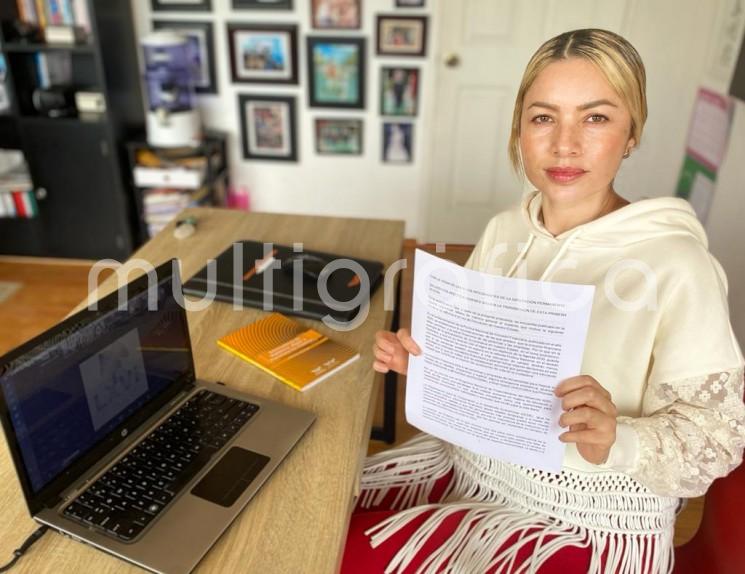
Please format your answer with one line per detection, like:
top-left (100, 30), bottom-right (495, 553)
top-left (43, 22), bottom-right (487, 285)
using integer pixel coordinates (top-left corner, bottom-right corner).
top-left (307, 37), bottom-right (366, 109)
top-left (382, 122), bottom-right (413, 164)
top-left (151, 0), bottom-right (212, 12)
top-left (395, 0), bottom-right (425, 7)
top-left (311, 0), bottom-right (361, 30)
top-left (232, 0), bottom-right (293, 9)
top-left (307, 36), bottom-right (366, 109)
top-left (315, 118), bottom-right (363, 155)
top-left (227, 23), bottom-right (298, 85)
top-left (376, 15), bottom-right (428, 57)
top-left (239, 94), bottom-right (298, 162)
top-left (152, 20), bottom-right (217, 94)
top-left (380, 67), bottom-right (419, 117)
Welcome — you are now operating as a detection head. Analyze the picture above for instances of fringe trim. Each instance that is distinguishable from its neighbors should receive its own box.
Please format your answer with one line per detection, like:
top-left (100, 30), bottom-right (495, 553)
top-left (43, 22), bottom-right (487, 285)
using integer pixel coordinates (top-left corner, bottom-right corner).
top-left (359, 434), bottom-right (676, 574)
top-left (360, 433), bottom-right (455, 510)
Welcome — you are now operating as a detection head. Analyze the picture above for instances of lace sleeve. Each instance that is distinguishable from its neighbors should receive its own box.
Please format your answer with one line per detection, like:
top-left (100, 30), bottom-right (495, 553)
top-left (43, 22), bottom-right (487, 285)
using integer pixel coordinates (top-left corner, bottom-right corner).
top-left (618, 366), bottom-right (745, 498)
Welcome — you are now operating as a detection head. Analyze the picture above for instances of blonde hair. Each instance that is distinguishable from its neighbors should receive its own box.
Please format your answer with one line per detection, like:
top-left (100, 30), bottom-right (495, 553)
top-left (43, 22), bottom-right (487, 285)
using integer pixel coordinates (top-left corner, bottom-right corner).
top-left (508, 29), bottom-right (647, 176)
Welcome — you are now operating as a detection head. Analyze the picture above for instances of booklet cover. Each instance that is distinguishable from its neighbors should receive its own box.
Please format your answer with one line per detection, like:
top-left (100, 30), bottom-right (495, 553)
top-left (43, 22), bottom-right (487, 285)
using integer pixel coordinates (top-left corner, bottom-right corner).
top-left (217, 313), bottom-right (359, 392)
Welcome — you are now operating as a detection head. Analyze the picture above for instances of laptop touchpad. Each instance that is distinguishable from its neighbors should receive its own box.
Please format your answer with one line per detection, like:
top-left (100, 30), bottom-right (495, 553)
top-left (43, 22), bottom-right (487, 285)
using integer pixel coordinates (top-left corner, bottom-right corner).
top-left (191, 447), bottom-right (271, 507)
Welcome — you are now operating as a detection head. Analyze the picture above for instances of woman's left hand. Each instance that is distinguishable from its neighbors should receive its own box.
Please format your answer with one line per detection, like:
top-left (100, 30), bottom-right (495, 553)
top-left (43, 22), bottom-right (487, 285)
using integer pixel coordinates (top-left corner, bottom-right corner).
top-left (555, 375), bottom-right (618, 465)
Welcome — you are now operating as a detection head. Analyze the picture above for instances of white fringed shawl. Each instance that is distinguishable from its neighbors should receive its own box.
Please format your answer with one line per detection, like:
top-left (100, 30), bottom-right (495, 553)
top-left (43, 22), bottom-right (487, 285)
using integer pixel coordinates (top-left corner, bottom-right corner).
top-left (360, 434), bottom-right (679, 574)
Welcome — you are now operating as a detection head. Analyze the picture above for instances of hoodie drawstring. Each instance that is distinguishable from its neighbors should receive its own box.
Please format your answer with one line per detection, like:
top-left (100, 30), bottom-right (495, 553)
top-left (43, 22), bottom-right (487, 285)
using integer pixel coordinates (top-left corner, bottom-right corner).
top-left (539, 228), bottom-right (583, 281)
top-left (505, 234), bottom-right (535, 278)
top-left (505, 228), bottom-right (584, 281)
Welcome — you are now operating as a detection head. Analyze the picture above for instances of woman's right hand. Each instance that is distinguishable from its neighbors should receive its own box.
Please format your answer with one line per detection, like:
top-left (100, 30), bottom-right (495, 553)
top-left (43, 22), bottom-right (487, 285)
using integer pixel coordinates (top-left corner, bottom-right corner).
top-left (372, 328), bottom-right (421, 375)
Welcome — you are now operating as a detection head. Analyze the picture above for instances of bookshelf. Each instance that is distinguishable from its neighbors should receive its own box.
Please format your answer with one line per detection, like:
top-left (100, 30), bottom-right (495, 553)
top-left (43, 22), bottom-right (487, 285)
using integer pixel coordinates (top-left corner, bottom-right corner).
top-left (0, 0), bottom-right (144, 260)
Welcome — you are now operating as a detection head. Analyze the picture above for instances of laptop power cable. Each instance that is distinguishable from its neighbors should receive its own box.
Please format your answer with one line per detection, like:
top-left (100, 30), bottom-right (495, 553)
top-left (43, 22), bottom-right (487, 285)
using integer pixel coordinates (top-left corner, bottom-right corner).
top-left (0, 525), bottom-right (49, 572)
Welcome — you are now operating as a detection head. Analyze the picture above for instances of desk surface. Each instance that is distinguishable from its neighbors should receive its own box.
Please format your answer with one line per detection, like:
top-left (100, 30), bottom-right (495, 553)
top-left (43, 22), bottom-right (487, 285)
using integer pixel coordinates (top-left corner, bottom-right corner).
top-left (0, 208), bottom-right (404, 573)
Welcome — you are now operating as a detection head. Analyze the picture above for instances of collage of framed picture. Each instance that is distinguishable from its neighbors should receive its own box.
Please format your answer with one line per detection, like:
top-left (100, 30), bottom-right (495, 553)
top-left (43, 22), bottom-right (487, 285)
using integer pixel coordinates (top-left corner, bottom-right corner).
top-left (150, 0), bottom-right (428, 164)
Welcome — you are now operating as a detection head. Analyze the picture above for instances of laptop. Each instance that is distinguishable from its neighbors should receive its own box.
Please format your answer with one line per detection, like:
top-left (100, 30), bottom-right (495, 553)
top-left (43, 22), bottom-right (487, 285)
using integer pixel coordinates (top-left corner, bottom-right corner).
top-left (0, 259), bottom-right (315, 573)
top-left (182, 240), bottom-right (384, 322)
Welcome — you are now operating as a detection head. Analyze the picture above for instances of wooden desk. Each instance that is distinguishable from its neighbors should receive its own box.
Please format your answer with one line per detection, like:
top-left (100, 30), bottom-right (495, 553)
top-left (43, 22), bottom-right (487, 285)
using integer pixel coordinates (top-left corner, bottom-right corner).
top-left (0, 208), bottom-right (405, 573)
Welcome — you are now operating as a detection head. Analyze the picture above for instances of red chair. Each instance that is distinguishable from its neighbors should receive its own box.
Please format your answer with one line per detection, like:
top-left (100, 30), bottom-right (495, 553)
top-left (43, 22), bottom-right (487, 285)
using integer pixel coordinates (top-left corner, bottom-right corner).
top-left (674, 461), bottom-right (745, 574)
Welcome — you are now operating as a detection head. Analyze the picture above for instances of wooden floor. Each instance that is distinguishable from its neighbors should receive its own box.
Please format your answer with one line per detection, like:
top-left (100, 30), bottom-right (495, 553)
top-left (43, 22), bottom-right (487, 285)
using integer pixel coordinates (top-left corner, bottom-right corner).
top-left (0, 250), bottom-right (703, 546)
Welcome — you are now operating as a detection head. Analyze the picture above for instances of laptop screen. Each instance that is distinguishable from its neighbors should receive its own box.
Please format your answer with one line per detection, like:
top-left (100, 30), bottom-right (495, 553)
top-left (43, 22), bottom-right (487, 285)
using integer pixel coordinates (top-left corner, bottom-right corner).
top-left (0, 274), bottom-right (193, 495)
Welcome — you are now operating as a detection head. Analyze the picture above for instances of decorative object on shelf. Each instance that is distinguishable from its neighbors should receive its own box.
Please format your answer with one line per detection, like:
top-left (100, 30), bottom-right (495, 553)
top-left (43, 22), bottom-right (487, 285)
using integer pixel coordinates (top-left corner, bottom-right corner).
top-left (376, 14), bottom-right (428, 57)
top-left (227, 23), bottom-right (298, 85)
top-left (141, 30), bottom-right (202, 147)
top-left (238, 94), bottom-right (297, 162)
top-left (380, 66), bottom-right (419, 117)
top-left (74, 91), bottom-right (106, 115)
top-left (382, 121), bottom-right (413, 163)
top-left (315, 118), bottom-right (363, 155)
top-left (152, 21), bottom-right (217, 95)
top-left (150, 0), bottom-right (212, 12)
top-left (310, 0), bottom-right (361, 30)
top-left (307, 36), bottom-right (365, 109)
top-left (232, 0), bottom-right (293, 9)
top-left (32, 86), bottom-right (76, 117)
top-left (395, 0), bottom-right (425, 7)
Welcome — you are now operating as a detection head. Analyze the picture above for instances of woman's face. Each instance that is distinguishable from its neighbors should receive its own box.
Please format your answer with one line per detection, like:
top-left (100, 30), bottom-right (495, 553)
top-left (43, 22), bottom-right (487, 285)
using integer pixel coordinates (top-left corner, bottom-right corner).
top-left (519, 57), bottom-right (635, 205)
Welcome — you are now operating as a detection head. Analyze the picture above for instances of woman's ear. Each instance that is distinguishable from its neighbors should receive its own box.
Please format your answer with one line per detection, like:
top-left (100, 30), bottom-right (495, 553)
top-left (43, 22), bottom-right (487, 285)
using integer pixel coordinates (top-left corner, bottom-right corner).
top-left (624, 136), bottom-right (636, 158)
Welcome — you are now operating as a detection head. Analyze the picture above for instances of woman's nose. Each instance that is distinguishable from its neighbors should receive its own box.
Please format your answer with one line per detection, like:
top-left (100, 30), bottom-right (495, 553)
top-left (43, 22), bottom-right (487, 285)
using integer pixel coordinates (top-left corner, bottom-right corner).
top-left (551, 123), bottom-right (581, 157)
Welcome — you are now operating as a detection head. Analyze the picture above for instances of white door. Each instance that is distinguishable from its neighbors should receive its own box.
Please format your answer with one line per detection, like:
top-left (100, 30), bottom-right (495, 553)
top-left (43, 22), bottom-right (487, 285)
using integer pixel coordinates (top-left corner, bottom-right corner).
top-left (424, 0), bottom-right (725, 243)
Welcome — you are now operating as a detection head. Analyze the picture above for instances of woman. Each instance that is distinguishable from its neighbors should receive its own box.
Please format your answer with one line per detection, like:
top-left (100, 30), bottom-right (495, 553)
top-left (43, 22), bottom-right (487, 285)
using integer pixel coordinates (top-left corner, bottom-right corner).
top-left (342, 29), bottom-right (745, 573)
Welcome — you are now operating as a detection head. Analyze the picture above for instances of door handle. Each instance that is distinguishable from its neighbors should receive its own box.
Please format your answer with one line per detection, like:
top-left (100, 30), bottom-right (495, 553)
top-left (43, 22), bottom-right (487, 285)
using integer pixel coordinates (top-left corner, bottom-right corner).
top-left (444, 53), bottom-right (461, 68)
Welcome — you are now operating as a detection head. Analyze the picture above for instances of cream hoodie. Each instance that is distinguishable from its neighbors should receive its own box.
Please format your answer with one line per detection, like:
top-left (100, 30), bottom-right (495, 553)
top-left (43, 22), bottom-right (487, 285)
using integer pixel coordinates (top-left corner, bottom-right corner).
top-left (465, 190), bottom-right (745, 496)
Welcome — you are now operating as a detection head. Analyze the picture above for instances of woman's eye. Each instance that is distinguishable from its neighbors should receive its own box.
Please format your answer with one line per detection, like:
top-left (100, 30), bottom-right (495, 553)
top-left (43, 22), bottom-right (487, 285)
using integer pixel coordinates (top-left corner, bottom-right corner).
top-left (587, 114), bottom-right (609, 123)
top-left (531, 115), bottom-right (552, 123)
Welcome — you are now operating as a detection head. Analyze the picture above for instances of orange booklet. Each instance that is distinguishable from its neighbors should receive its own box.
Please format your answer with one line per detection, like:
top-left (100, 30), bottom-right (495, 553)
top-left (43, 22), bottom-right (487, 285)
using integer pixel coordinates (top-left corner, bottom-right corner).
top-left (217, 313), bottom-right (359, 392)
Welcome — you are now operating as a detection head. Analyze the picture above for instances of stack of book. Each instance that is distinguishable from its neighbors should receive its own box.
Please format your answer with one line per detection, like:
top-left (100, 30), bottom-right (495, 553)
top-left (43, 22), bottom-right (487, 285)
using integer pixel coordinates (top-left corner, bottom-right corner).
top-left (0, 151), bottom-right (37, 219)
top-left (15, 0), bottom-right (91, 44)
top-left (143, 187), bottom-right (209, 237)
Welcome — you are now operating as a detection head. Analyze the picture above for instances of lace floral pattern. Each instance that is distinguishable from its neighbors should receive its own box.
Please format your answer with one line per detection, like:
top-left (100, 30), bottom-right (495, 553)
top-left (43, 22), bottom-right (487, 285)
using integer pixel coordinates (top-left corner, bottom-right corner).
top-left (622, 366), bottom-right (745, 497)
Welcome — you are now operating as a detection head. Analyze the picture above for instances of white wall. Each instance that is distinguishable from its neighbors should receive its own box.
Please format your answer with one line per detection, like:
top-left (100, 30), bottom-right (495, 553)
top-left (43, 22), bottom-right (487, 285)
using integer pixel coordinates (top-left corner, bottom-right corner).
top-left (700, 0), bottom-right (745, 349)
top-left (130, 0), bottom-right (438, 238)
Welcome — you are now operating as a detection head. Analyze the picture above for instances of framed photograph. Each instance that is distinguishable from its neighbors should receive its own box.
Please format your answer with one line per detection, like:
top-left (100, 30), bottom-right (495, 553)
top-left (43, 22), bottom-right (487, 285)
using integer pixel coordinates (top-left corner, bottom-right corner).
top-left (307, 37), bottom-right (365, 109)
top-left (380, 67), bottom-right (419, 116)
top-left (311, 0), bottom-right (361, 30)
top-left (382, 122), bottom-right (413, 164)
top-left (239, 94), bottom-right (297, 161)
top-left (376, 15), bottom-right (428, 57)
top-left (152, 21), bottom-right (217, 94)
top-left (151, 0), bottom-right (212, 12)
top-left (232, 0), bottom-right (293, 9)
top-left (395, 0), bottom-right (425, 6)
top-left (315, 118), bottom-right (363, 155)
top-left (228, 24), bottom-right (298, 85)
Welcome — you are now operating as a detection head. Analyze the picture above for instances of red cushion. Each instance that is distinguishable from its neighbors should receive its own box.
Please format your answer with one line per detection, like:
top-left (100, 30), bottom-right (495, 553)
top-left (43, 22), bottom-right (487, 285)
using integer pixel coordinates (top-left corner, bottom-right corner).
top-left (674, 462), bottom-right (745, 574)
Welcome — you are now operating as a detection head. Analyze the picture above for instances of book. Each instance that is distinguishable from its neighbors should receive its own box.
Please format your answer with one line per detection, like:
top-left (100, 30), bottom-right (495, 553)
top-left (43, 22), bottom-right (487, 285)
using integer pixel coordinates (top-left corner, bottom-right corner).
top-left (217, 313), bottom-right (359, 392)
top-left (72, 0), bottom-right (91, 34)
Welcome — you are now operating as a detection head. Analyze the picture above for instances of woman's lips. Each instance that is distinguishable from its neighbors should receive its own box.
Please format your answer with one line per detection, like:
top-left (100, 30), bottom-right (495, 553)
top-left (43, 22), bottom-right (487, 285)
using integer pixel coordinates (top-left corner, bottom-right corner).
top-left (545, 167), bottom-right (587, 183)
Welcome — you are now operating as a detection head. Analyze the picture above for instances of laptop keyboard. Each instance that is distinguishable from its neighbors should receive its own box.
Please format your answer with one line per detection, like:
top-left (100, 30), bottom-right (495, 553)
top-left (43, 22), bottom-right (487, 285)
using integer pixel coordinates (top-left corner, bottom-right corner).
top-left (62, 389), bottom-right (259, 542)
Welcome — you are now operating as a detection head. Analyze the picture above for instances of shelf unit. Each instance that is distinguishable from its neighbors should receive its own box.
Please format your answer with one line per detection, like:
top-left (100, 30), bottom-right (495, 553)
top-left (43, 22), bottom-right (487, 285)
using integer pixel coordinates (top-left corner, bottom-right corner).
top-left (0, 0), bottom-right (144, 260)
top-left (126, 131), bottom-right (229, 244)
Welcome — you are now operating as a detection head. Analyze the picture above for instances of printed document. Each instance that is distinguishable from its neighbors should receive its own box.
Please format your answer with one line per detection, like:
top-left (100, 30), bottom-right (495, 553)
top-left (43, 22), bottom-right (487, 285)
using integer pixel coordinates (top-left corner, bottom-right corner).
top-left (406, 250), bottom-right (595, 472)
